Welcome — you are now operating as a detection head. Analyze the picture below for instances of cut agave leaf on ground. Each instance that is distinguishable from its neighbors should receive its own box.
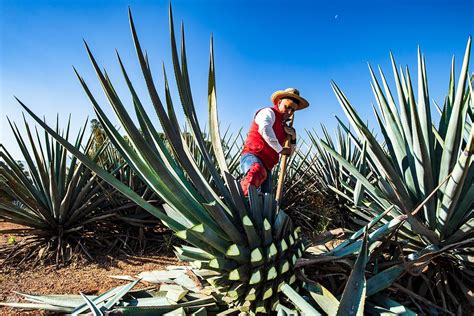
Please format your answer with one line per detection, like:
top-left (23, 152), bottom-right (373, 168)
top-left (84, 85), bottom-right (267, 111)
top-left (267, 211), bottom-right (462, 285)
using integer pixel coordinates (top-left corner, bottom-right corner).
top-left (174, 272), bottom-right (202, 292)
top-left (118, 291), bottom-right (217, 309)
top-left (72, 284), bottom-right (125, 315)
top-left (336, 227), bottom-right (369, 316)
top-left (104, 279), bottom-right (141, 309)
top-left (14, 292), bottom-right (88, 308)
top-left (125, 296), bottom-right (174, 307)
top-left (304, 282), bottom-right (340, 315)
top-left (0, 302), bottom-right (73, 313)
top-left (160, 284), bottom-right (189, 302)
top-left (109, 275), bottom-right (137, 281)
top-left (281, 283), bottom-right (321, 315)
top-left (79, 292), bottom-right (104, 316)
top-left (138, 270), bottom-right (187, 283)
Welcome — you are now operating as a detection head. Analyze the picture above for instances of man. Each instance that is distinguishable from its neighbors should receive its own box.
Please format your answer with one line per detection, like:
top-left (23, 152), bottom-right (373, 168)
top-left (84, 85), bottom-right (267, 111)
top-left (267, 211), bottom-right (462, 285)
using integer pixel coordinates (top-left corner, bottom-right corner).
top-left (240, 88), bottom-right (309, 196)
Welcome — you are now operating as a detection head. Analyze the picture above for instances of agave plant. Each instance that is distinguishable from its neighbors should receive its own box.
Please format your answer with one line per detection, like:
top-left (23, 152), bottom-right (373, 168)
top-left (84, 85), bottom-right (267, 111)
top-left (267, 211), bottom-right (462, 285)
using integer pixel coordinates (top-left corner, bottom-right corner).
top-left (88, 128), bottom-right (172, 254)
top-left (95, 145), bottom-right (172, 255)
top-left (275, 125), bottom-right (373, 237)
top-left (318, 39), bottom-right (474, 313)
top-left (307, 126), bottom-right (363, 204)
top-left (273, 140), bottom-right (341, 237)
top-left (17, 7), bottom-right (305, 313)
top-left (305, 125), bottom-right (378, 229)
top-left (90, 112), bottom-right (243, 255)
top-left (278, 220), bottom-right (425, 315)
top-left (182, 124), bottom-right (244, 190)
top-left (0, 117), bottom-right (118, 264)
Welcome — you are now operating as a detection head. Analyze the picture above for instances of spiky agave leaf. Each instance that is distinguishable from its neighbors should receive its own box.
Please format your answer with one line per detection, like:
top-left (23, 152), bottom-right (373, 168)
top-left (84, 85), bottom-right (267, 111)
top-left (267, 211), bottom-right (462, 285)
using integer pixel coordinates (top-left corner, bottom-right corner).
top-left (276, 138), bottom-right (348, 236)
top-left (4, 278), bottom-right (222, 315)
top-left (18, 7), bottom-right (304, 313)
top-left (0, 117), bottom-right (118, 264)
top-left (328, 39), bottom-right (473, 242)
top-left (280, 227), bottom-right (373, 315)
top-left (320, 39), bottom-right (473, 313)
top-left (89, 125), bottom-right (173, 254)
top-left (181, 123), bottom-right (243, 189)
top-left (303, 124), bottom-right (376, 230)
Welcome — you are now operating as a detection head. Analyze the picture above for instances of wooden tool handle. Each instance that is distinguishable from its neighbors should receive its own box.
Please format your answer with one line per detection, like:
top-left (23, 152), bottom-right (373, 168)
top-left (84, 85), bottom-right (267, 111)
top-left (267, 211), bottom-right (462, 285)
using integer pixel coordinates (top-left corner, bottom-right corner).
top-left (275, 114), bottom-right (294, 205)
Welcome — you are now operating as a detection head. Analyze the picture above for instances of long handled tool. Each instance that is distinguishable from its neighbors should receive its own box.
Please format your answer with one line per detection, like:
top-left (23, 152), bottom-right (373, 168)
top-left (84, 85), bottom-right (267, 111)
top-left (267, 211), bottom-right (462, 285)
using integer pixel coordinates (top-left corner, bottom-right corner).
top-left (275, 114), bottom-right (294, 205)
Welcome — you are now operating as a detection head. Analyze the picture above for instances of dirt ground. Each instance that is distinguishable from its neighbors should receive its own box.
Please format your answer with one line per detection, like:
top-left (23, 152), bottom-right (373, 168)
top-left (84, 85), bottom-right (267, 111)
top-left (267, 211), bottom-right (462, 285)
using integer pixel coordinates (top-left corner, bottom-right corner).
top-left (0, 222), bottom-right (181, 315)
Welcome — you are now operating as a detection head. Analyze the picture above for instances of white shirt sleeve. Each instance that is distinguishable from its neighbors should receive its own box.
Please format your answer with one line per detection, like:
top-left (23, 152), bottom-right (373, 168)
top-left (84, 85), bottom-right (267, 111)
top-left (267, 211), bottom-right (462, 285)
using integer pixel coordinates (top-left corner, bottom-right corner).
top-left (254, 108), bottom-right (283, 153)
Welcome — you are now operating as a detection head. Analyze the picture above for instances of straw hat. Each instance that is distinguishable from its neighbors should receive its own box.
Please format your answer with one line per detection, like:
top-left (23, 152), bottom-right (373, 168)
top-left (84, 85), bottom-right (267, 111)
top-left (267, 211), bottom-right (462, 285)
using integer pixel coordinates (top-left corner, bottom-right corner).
top-left (271, 88), bottom-right (309, 110)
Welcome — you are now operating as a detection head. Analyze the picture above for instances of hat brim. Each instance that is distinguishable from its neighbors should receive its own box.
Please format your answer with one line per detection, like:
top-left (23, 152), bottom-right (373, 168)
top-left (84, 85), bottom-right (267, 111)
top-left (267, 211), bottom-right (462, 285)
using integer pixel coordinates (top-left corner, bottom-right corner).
top-left (271, 91), bottom-right (309, 110)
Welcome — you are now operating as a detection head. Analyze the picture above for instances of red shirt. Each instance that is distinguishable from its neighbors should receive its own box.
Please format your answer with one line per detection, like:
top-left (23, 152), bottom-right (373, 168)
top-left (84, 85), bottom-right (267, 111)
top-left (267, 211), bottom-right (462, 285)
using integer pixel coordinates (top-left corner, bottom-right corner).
top-left (242, 105), bottom-right (287, 170)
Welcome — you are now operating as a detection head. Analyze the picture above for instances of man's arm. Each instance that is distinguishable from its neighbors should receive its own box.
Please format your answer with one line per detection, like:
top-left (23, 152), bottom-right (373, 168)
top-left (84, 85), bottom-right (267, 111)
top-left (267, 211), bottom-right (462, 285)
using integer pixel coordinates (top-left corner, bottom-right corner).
top-left (254, 108), bottom-right (283, 153)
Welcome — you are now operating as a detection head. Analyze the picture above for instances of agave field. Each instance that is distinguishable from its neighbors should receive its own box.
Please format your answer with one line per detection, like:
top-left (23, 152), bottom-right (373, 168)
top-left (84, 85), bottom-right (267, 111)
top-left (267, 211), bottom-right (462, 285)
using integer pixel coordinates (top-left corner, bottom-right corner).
top-left (0, 6), bottom-right (472, 316)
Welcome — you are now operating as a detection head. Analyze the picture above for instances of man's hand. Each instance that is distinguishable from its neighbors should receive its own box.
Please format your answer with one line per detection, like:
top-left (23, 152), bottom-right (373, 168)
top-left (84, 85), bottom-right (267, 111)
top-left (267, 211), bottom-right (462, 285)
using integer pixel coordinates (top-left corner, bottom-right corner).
top-left (280, 146), bottom-right (294, 156)
top-left (284, 126), bottom-right (297, 141)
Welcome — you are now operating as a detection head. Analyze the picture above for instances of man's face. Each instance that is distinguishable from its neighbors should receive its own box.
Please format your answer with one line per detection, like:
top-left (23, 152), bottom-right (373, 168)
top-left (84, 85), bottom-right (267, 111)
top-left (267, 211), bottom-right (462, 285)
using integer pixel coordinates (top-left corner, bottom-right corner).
top-left (277, 98), bottom-right (298, 120)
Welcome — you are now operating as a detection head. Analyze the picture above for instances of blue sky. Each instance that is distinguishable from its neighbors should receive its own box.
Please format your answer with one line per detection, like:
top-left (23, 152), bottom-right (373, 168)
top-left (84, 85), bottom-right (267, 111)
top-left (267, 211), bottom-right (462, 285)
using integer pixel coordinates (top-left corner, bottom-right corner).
top-left (1, 0), bottom-right (473, 159)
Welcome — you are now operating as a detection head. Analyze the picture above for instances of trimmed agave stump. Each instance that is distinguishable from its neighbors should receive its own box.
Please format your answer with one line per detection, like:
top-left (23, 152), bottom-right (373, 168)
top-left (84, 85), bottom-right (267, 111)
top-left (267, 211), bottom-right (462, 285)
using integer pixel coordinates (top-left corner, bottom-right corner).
top-left (175, 186), bottom-right (305, 313)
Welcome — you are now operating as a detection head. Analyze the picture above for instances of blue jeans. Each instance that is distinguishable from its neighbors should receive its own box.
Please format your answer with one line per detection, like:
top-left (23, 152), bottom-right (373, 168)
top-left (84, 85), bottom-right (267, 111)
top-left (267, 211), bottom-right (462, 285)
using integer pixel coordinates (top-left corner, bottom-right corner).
top-left (240, 153), bottom-right (272, 193)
